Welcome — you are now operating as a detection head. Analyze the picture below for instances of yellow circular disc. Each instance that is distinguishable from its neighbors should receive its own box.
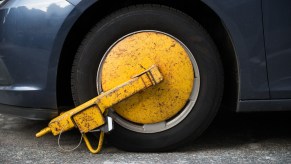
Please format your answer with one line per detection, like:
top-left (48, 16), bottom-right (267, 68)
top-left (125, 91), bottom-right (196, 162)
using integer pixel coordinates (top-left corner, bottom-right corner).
top-left (100, 31), bottom-right (194, 124)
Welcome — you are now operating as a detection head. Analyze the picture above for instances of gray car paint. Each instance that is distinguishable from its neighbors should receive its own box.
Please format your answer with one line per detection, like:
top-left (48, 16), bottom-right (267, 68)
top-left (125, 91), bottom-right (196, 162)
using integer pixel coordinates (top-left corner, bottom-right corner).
top-left (262, 0), bottom-right (291, 99)
top-left (0, 0), bottom-right (74, 109)
top-left (203, 0), bottom-right (269, 100)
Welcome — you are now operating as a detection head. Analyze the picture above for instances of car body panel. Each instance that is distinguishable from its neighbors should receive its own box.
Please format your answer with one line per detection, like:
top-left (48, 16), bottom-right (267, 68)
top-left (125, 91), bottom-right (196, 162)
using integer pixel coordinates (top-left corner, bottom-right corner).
top-left (66, 0), bottom-right (81, 6)
top-left (202, 0), bottom-right (270, 100)
top-left (262, 0), bottom-right (291, 99)
top-left (0, 0), bottom-right (74, 109)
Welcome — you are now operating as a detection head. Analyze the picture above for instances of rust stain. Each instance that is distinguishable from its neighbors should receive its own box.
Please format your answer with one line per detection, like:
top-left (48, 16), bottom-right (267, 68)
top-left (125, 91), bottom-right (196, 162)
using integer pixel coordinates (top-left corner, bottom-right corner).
top-left (100, 32), bottom-right (194, 124)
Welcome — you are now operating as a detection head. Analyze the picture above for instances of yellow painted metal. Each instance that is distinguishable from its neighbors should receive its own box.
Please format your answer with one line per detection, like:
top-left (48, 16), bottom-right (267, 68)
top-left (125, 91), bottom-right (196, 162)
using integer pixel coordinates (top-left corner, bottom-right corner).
top-left (35, 127), bottom-right (51, 138)
top-left (35, 65), bottom-right (163, 153)
top-left (100, 31), bottom-right (195, 124)
top-left (82, 132), bottom-right (104, 154)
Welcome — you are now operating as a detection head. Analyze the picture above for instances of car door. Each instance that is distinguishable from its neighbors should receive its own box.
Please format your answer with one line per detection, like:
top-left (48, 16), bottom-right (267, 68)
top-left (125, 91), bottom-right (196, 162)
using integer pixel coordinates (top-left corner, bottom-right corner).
top-left (263, 0), bottom-right (291, 98)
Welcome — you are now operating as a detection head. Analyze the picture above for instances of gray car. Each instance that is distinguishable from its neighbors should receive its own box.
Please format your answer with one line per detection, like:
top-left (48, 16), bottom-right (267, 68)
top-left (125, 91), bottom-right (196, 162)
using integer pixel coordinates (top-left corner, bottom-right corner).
top-left (0, 0), bottom-right (290, 151)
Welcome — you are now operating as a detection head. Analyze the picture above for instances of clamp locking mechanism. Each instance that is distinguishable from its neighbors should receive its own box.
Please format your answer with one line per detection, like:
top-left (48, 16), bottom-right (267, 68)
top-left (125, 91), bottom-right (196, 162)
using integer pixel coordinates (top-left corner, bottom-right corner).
top-left (36, 65), bottom-right (163, 154)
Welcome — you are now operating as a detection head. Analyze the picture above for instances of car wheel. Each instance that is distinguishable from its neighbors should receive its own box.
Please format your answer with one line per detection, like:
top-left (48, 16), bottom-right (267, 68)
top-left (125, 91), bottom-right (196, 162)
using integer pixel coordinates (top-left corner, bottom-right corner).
top-left (71, 5), bottom-right (223, 151)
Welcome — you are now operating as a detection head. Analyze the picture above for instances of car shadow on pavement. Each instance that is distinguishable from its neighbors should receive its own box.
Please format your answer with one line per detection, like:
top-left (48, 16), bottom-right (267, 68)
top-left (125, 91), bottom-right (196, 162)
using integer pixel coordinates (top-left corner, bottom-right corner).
top-left (178, 111), bottom-right (291, 152)
top-left (0, 111), bottom-right (291, 153)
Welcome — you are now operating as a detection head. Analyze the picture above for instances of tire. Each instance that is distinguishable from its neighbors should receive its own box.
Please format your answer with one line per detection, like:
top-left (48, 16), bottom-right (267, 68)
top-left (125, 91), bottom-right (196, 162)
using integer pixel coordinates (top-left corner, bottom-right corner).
top-left (71, 5), bottom-right (223, 151)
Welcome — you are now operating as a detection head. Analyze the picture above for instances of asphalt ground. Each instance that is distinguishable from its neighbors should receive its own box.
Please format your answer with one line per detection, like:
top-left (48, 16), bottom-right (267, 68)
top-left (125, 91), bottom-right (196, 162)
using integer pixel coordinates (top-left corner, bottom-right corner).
top-left (0, 111), bottom-right (290, 163)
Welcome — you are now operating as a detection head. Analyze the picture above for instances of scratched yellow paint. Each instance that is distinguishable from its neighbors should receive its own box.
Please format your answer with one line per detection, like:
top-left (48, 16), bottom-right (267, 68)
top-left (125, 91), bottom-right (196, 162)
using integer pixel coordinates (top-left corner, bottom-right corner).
top-left (36, 65), bottom-right (163, 138)
top-left (36, 65), bottom-right (163, 154)
top-left (101, 32), bottom-right (195, 124)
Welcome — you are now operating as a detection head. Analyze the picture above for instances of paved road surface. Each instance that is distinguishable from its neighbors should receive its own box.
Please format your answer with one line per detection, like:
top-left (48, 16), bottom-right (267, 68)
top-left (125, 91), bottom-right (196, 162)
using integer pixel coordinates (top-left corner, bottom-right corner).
top-left (0, 111), bottom-right (290, 163)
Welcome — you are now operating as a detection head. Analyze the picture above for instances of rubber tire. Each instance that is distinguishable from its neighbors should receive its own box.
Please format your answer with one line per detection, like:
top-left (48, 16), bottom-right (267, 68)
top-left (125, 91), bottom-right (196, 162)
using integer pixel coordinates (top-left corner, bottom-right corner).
top-left (71, 5), bottom-right (223, 152)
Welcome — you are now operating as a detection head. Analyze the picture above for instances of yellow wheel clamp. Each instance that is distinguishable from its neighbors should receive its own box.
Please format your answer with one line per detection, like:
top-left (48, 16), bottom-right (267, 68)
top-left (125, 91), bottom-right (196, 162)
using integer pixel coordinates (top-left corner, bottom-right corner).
top-left (35, 65), bottom-right (163, 154)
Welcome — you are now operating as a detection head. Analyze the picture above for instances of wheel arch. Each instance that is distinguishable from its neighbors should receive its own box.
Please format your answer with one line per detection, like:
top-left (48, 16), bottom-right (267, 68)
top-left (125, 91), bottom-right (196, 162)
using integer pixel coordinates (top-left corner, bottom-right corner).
top-left (56, 0), bottom-right (239, 112)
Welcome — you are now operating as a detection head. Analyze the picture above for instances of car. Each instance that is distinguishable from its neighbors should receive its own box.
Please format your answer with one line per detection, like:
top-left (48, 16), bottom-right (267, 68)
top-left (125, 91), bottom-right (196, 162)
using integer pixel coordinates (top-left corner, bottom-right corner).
top-left (0, 0), bottom-right (291, 152)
